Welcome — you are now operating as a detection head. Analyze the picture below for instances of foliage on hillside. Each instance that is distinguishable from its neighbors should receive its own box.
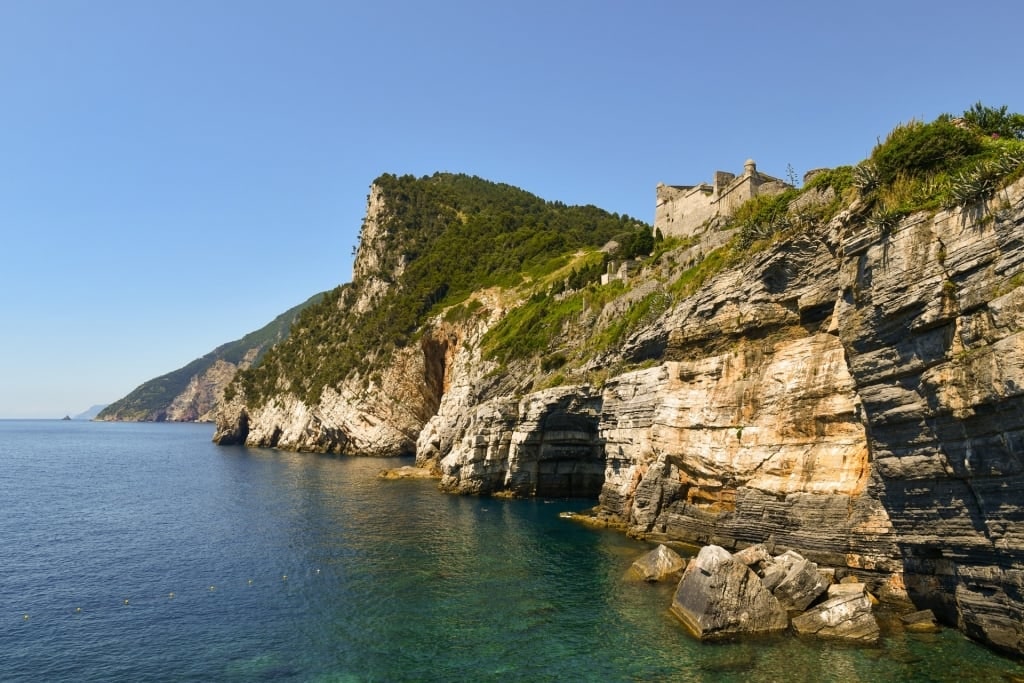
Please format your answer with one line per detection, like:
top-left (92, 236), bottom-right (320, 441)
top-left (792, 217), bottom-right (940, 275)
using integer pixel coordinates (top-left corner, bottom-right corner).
top-left (728, 103), bottom-right (1024, 251)
top-left (98, 293), bottom-right (322, 420)
top-left (231, 173), bottom-right (649, 406)
top-left (230, 104), bottom-right (1024, 411)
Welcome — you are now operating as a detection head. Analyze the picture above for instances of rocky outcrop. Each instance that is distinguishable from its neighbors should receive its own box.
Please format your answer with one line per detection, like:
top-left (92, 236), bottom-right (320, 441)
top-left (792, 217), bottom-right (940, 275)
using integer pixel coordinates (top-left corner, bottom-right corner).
top-left (629, 544), bottom-right (686, 582)
top-left (214, 324), bottom-right (465, 456)
top-left (671, 544), bottom-right (878, 644)
top-left (351, 184), bottom-right (404, 315)
top-left (790, 583), bottom-right (880, 643)
top-left (761, 550), bottom-right (830, 612)
top-left (670, 544), bottom-right (789, 639)
top-left (438, 385), bottom-right (605, 497)
top-left (165, 356), bottom-right (254, 422)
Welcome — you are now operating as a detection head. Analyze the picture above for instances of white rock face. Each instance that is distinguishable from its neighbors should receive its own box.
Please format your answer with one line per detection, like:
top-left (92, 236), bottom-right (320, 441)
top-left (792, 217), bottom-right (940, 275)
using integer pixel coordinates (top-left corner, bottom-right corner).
top-left (437, 385), bottom-right (605, 497)
top-left (351, 184), bottom-right (404, 315)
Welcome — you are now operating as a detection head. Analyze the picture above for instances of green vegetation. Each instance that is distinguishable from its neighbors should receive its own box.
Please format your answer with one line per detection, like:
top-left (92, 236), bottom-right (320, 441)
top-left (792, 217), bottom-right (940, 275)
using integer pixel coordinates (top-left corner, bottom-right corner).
top-left (870, 118), bottom-right (982, 186)
top-left (668, 245), bottom-right (732, 298)
top-left (593, 290), bottom-right (672, 352)
top-left (226, 104), bottom-right (1024, 413)
top-left (962, 102), bottom-right (1024, 140)
top-left (733, 188), bottom-right (800, 250)
top-left (723, 103), bottom-right (1024, 250)
top-left (99, 292), bottom-right (323, 420)
top-left (481, 280), bottom-right (627, 365)
top-left (859, 105), bottom-right (1024, 221)
top-left (233, 173), bottom-right (647, 406)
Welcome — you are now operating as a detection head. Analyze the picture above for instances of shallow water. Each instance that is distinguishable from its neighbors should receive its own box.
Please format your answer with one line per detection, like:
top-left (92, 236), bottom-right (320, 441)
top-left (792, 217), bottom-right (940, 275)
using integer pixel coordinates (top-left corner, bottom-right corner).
top-left (1, 420), bottom-right (1021, 682)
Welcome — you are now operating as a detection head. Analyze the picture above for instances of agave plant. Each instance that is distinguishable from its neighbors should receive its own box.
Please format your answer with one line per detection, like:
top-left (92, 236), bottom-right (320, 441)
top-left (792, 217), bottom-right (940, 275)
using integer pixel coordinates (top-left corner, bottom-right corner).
top-left (867, 202), bottom-right (906, 235)
top-left (852, 161), bottom-right (880, 193)
top-left (947, 150), bottom-right (1024, 209)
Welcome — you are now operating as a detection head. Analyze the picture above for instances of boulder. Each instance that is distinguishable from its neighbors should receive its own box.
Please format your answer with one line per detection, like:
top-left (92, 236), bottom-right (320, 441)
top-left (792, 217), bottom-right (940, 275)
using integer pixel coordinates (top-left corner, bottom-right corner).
top-left (791, 583), bottom-right (880, 643)
top-left (770, 554), bottom-right (829, 612)
top-left (670, 545), bottom-right (788, 640)
top-left (630, 544), bottom-right (687, 582)
top-left (733, 543), bottom-right (772, 568)
top-left (760, 550), bottom-right (803, 592)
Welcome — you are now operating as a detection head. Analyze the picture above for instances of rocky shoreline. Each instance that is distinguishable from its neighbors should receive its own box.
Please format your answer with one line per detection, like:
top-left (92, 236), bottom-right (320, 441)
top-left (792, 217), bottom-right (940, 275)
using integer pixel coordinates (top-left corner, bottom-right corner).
top-left (631, 542), bottom-right (942, 647)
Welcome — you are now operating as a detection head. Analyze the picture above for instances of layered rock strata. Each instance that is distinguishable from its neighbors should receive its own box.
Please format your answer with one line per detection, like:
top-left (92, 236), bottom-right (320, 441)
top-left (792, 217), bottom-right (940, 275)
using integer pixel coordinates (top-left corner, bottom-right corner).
top-left (426, 178), bottom-right (1024, 657)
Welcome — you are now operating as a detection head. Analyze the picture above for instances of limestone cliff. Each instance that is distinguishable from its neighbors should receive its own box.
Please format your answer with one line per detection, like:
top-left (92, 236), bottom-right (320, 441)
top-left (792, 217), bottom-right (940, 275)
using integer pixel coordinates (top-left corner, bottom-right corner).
top-left (423, 176), bottom-right (1024, 657)
top-left (212, 136), bottom-right (1024, 657)
top-left (213, 172), bottom-right (643, 455)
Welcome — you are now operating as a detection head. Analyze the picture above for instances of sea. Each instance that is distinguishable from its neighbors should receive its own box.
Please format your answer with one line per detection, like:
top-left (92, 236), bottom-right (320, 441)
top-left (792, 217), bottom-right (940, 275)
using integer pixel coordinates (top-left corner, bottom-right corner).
top-left (1, 420), bottom-right (1021, 682)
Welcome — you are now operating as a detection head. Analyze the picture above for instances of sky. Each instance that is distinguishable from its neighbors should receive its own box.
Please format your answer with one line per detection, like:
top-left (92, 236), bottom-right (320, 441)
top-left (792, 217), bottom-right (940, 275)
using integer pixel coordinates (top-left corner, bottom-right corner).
top-left (2, 0), bottom-right (1023, 418)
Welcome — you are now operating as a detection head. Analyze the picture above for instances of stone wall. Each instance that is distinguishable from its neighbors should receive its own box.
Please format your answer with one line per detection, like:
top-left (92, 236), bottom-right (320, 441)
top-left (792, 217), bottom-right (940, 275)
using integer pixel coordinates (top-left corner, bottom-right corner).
top-left (655, 160), bottom-right (790, 240)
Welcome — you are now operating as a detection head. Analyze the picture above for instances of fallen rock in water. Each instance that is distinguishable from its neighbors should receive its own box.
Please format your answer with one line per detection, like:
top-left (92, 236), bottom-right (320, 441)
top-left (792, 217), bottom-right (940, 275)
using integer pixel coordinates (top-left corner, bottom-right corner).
top-left (901, 609), bottom-right (941, 634)
top-left (791, 582), bottom-right (880, 643)
top-left (670, 544), bottom-right (788, 640)
top-left (630, 544), bottom-right (687, 582)
top-left (378, 465), bottom-right (435, 480)
top-left (767, 552), bottom-right (830, 612)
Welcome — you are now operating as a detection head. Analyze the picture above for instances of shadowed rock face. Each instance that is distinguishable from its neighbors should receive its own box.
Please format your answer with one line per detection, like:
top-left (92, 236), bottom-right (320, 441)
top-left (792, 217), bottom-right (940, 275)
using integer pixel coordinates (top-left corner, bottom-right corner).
top-left (438, 387), bottom-right (605, 498)
top-left (834, 186), bottom-right (1024, 656)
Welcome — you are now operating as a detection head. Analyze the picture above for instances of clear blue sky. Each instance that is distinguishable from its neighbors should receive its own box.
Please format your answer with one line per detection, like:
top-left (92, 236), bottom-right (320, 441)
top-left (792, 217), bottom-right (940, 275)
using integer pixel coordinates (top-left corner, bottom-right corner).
top-left (2, 1), bottom-right (1022, 418)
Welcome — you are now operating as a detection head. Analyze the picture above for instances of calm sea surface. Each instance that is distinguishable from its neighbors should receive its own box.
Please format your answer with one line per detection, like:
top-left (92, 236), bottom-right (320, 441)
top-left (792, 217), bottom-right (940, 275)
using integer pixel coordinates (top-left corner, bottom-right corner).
top-left (1, 420), bottom-right (1021, 682)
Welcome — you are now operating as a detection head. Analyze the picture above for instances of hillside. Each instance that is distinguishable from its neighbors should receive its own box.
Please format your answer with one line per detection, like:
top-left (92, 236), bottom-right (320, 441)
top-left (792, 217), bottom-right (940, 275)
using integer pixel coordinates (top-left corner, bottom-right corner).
top-left (97, 293), bottom-right (322, 422)
top-left (213, 105), bottom-right (1024, 658)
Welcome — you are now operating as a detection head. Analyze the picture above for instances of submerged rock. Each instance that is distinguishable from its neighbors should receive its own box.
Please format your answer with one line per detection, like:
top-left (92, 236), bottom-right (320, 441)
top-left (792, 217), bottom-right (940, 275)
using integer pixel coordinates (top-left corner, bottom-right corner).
top-left (791, 583), bottom-right (880, 643)
top-left (630, 544), bottom-right (686, 582)
top-left (378, 465), bottom-right (435, 480)
top-left (670, 545), bottom-right (788, 640)
top-left (901, 609), bottom-right (942, 634)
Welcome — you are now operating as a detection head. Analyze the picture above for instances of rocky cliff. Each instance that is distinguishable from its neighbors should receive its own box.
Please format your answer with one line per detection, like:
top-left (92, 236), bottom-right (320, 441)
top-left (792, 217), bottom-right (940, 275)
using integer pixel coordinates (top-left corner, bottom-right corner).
top-left (213, 119), bottom-right (1024, 657)
top-left (424, 176), bottom-right (1024, 657)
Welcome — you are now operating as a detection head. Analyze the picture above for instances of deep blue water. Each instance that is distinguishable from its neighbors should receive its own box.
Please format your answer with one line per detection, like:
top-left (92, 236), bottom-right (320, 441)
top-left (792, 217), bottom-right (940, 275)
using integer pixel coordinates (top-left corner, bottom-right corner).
top-left (1, 420), bottom-right (1022, 682)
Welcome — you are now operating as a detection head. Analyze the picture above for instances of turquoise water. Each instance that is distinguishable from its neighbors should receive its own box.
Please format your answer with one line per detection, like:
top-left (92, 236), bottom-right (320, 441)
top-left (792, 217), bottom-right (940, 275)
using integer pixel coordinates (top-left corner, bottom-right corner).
top-left (1, 420), bottom-right (1021, 682)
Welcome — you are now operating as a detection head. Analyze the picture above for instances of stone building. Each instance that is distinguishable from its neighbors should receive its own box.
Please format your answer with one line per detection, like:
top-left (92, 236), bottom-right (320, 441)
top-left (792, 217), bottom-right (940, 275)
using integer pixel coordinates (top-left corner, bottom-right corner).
top-left (655, 159), bottom-right (790, 239)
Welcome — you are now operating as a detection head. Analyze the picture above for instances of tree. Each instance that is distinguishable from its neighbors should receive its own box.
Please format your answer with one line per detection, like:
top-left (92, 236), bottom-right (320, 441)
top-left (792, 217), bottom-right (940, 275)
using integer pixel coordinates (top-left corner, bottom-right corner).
top-left (962, 102), bottom-right (1024, 140)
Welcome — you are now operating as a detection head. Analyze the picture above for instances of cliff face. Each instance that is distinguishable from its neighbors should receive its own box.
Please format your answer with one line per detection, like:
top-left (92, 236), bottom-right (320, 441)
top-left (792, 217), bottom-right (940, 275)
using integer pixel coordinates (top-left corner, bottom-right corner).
top-left (212, 165), bottom-right (1024, 657)
top-left (424, 177), bottom-right (1024, 656)
top-left (214, 328), bottom-right (452, 455)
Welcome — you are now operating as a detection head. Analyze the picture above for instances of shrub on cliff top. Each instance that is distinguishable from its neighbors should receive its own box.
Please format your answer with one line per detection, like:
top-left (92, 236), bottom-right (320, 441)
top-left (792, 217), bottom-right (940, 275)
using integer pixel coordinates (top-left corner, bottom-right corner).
top-left (870, 118), bottom-right (982, 186)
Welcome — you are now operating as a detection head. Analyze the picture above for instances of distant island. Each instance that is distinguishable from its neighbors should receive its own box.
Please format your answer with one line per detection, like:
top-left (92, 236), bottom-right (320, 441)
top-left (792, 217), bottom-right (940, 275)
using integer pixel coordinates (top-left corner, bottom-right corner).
top-left (73, 404), bottom-right (108, 421)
